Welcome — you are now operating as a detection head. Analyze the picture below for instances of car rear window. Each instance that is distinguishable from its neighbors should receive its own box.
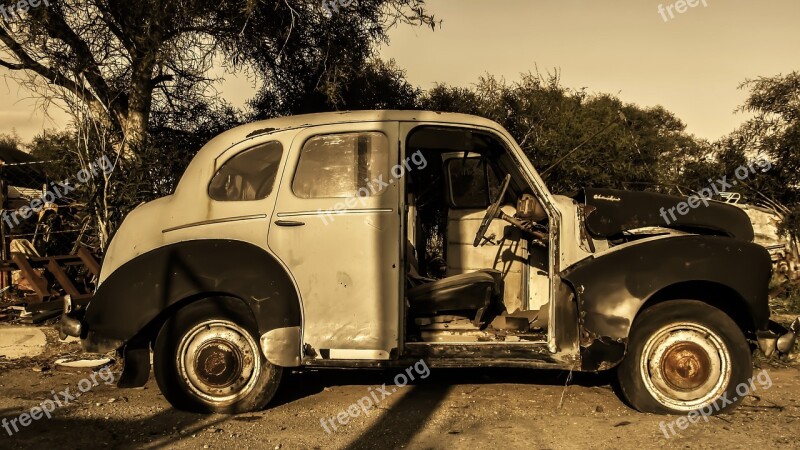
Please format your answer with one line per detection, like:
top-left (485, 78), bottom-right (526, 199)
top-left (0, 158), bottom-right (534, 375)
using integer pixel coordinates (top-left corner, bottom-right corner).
top-left (208, 141), bottom-right (283, 201)
top-left (292, 132), bottom-right (389, 198)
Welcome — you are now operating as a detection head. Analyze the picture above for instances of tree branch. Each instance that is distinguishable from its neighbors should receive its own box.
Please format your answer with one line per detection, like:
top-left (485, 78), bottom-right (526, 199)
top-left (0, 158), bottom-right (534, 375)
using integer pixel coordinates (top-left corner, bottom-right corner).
top-left (39, 8), bottom-right (115, 108)
top-left (151, 73), bottom-right (174, 87)
top-left (92, 1), bottom-right (135, 54)
top-left (0, 57), bottom-right (23, 70)
top-left (0, 26), bottom-right (93, 104)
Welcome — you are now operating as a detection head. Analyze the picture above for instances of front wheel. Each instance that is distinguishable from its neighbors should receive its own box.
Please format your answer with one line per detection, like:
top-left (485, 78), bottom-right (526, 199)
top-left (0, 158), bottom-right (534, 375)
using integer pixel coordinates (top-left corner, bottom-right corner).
top-left (154, 298), bottom-right (282, 413)
top-left (617, 300), bottom-right (752, 415)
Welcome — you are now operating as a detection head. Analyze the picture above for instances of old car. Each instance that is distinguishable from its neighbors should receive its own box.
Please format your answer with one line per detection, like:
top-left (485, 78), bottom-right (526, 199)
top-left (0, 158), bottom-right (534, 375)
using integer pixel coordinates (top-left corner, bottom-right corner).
top-left (59, 111), bottom-right (798, 414)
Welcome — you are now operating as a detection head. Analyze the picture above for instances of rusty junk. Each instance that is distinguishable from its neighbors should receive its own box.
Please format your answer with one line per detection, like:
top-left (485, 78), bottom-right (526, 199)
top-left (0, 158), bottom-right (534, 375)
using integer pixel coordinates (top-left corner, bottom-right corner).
top-left (1, 149), bottom-right (101, 323)
top-left (758, 318), bottom-right (800, 358)
top-left (0, 246), bottom-right (99, 323)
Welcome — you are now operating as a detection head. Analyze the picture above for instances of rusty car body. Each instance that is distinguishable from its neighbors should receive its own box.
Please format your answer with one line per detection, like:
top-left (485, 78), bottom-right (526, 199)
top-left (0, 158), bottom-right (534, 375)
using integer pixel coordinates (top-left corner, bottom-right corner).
top-left (59, 111), bottom-right (798, 414)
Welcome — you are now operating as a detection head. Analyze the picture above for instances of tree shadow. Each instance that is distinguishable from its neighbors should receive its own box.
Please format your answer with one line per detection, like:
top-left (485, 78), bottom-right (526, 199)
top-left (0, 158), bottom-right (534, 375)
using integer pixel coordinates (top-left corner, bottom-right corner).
top-left (1, 366), bottom-right (614, 449)
top-left (1, 402), bottom-right (226, 450)
top-left (345, 383), bottom-right (452, 450)
top-left (272, 366), bottom-right (613, 449)
top-left (274, 366), bottom-right (612, 407)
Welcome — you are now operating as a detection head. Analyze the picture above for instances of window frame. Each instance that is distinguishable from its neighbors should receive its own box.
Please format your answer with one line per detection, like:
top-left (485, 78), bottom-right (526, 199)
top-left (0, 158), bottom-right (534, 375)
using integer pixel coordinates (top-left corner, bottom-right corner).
top-left (207, 140), bottom-right (284, 202)
top-left (290, 130), bottom-right (391, 200)
top-left (443, 156), bottom-right (493, 209)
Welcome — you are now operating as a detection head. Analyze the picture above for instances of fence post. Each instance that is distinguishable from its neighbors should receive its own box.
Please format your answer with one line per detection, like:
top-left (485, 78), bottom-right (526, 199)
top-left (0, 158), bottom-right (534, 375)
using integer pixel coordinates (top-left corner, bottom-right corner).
top-left (0, 164), bottom-right (8, 290)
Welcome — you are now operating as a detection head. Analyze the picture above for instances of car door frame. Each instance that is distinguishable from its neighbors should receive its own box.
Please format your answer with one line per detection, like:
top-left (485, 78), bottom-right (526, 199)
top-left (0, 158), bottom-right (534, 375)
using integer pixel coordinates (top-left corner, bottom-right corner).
top-left (398, 120), bottom-right (569, 356)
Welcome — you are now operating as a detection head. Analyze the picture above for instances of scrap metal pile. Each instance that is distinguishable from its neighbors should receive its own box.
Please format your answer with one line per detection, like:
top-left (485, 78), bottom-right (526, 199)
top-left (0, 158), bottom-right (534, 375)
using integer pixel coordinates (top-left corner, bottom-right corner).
top-left (0, 148), bottom-right (100, 324)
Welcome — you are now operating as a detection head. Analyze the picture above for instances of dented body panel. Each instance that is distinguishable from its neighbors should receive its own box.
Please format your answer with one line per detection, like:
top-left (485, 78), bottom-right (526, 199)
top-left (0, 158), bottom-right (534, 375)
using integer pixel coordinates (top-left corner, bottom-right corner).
top-left (562, 235), bottom-right (772, 370)
top-left (83, 240), bottom-right (302, 353)
top-left (267, 121), bottom-right (401, 361)
top-left (576, 188), bottom-right (755, 241)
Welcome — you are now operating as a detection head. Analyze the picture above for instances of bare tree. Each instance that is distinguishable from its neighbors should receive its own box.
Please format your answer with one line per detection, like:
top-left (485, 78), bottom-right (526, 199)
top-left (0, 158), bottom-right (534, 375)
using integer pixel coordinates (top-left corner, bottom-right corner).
top-left (0, 0), bottom-right (437, 154)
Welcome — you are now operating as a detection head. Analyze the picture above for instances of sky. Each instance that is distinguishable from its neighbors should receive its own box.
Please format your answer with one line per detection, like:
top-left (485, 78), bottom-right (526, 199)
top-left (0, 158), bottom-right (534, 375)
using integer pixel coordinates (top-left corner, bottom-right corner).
top-left (1, 0), bottom-right (798, 142)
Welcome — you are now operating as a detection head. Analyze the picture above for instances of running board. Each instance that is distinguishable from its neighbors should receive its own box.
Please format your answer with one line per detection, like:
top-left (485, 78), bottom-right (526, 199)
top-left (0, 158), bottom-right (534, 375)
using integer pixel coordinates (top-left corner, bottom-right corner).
top-left (300, 342), bottom-right (574, 370)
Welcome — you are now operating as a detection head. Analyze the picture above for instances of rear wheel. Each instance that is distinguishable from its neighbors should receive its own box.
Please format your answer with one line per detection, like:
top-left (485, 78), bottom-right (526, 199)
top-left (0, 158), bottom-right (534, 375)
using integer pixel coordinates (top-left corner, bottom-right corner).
top-left (154, 298), bottom-right (282, 413)
top-left (617, 300), bottom-right (751, 414)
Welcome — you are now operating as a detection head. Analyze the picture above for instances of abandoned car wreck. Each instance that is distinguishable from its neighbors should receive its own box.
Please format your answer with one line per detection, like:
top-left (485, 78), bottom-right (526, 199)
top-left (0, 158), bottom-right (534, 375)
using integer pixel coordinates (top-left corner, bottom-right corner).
top-left (58, 110), bottom-right (799, 415)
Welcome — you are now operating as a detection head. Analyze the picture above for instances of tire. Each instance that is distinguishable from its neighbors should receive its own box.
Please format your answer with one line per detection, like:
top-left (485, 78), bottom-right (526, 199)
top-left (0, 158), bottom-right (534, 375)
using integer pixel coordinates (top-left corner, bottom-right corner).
top-left (616, 300), bottom-right (751, 415)
top-left (153, 297), bottom-right (282, 413)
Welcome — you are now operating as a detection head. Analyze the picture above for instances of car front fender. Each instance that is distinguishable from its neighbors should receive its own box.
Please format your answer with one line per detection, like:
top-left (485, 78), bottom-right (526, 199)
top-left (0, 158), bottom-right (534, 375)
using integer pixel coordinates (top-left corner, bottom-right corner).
top-left (561, 235), bottom-right (772, 371)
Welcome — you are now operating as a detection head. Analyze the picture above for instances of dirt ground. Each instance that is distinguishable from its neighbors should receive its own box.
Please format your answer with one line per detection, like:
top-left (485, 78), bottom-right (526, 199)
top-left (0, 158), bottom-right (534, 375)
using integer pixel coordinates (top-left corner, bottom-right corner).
top-left (1, 326), bottom-right (799, 450)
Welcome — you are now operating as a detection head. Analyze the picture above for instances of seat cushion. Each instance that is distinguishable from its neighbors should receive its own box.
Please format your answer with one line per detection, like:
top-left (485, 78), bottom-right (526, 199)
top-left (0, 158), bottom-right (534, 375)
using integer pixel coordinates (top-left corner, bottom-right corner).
top-left (407, 271), bottom-right (497, 315)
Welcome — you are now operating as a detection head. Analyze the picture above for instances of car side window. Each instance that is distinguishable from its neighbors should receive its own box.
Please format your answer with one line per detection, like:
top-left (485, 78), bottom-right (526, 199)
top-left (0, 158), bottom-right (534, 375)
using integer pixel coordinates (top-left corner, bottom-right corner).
top-left (208, 141), bottom-right (283, 201)
top-left (445, 157), bottom-right (501, 209)
top-left (293, 132), bottom-right (389, 199)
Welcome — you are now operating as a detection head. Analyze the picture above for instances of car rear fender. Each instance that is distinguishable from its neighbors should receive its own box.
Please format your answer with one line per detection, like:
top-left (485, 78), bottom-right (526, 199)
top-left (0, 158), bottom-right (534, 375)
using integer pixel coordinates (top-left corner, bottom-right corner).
top-left (83, 239), bottom-right (303, 365)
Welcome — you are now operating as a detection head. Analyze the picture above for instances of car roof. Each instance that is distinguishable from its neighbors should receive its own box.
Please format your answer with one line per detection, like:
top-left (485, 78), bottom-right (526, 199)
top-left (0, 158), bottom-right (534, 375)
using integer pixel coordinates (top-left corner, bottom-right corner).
top-left (198, 110), bottom-right (504, 160)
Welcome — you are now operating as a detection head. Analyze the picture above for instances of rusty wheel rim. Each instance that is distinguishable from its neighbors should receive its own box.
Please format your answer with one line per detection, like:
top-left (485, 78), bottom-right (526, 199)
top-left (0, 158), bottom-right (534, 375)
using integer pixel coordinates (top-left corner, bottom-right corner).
top-left (177, 320), bottom-right (261, 405)
top-left (660, 341), bottom-right (712, 391)
top-left (640, 323), bottom-right (731, 412)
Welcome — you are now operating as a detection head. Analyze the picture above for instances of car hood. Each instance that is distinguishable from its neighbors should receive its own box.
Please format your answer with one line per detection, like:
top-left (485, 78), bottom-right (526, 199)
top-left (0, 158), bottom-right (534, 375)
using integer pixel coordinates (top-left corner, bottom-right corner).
top-left (574, 188), bottom-right (754, 242)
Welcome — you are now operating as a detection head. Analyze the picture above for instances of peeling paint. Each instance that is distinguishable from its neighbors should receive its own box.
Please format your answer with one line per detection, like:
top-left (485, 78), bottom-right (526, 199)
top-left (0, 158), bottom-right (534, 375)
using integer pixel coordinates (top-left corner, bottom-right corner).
top-left (245, 127), bottom-right (278, 138)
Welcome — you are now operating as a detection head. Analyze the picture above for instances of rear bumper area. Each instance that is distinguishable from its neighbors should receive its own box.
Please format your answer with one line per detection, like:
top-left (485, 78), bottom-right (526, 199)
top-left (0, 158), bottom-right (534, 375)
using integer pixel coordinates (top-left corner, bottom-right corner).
top-left (81, 330), bottom-right (126, 354)
top-left (757, 317), bottom-right (800, 357)
top-left (57, 295), bottom-right (125, 354)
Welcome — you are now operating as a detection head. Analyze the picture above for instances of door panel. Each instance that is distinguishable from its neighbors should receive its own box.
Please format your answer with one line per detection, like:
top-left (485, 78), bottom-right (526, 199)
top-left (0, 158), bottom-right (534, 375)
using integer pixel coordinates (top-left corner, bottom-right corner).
top-left (267, 122), bottom-right (400, 360)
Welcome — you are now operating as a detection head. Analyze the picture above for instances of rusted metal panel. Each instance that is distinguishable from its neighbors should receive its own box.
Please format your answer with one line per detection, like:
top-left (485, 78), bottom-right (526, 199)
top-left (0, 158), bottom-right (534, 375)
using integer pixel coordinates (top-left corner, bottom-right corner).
top-left (403, 342), bottom-right (566, 368)
top-left (267, 122), bottom-right (401, 361)
top-left (553, 279), bottom-right (580, 355)
top-left (261, 326), bottom-right (302, 367)
top-left (576, 188), bottom-right (755, 242)
top-left (563, 235), bottom-right (772, 370)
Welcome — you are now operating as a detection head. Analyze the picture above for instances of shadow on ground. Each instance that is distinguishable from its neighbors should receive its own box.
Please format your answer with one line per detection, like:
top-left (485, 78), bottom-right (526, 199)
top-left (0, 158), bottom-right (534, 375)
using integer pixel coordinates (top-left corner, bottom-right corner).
top-left (273, 366), bottom-right (612, 407)
top-left (1, 367), bottom-right (614, 450)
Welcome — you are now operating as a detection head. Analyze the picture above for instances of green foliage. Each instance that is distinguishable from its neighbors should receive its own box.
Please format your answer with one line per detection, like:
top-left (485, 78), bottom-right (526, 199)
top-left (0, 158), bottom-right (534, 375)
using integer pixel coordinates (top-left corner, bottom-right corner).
top-left (769, 273), bottom-right (800, 315)
top-left (26, 97), bottom-right (243, 250)
top-left (0, 133), bottom-right (21, 153)
top-left (250, 58), bottom-right (420, 118)
top-left (2, 0), bottom-right (796, 254)
top-left (778, 206), bottom-right (800, 242)
top-left (28, 131), bottom-right (76, 168)
top-left (735, 73), bottom-right (800, 239)
top-left (1, 0), bottom-right (436, 151)
top-left (149, 99), bottom-right (245, 196)
top-left (419, 72), bottom-right (701, 195)
top-left (2, 0), bottom-right (436, 244)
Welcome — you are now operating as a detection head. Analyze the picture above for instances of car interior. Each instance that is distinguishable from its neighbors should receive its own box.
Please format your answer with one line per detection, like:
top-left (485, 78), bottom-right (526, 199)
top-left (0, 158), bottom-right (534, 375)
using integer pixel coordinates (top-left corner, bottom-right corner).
top-left (404, 126), bottom-right (552, 344)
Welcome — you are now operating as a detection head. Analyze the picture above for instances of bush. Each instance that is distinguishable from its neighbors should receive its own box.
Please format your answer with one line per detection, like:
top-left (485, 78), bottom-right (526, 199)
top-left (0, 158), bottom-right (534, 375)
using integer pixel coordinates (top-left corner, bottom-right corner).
top-left (769, 274), bottom-right (800, 315)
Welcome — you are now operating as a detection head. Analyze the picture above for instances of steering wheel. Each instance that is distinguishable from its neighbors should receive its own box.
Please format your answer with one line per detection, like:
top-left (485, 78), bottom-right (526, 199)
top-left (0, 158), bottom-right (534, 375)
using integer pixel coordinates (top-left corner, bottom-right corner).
top-left (473, 174), bottom-right (512, 247)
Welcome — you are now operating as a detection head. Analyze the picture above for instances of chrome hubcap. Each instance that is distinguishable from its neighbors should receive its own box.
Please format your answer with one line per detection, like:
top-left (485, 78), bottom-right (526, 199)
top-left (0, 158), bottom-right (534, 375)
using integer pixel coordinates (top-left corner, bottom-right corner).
top-left (177, 320), bottom-right (261, 404)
